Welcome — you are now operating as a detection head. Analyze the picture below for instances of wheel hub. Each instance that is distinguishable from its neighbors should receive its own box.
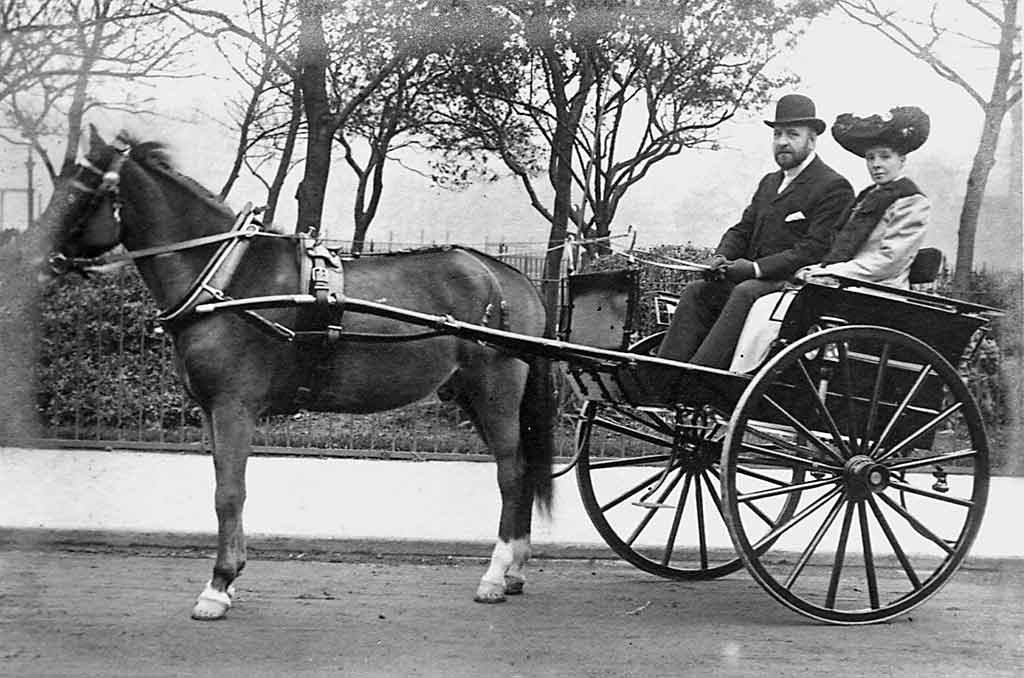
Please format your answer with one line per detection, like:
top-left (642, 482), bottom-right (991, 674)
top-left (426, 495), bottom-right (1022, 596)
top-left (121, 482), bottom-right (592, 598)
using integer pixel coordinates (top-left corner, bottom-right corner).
top-left (844, 455), bottom-right (890, 500)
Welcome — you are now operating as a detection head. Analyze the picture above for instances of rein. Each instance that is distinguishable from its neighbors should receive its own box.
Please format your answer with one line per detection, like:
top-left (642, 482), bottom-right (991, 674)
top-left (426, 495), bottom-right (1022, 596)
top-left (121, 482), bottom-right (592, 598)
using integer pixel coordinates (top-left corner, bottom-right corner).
top-left (49, 206), bottom-right (296, 273)
top-left (51, 153), bottom-right (474, 345)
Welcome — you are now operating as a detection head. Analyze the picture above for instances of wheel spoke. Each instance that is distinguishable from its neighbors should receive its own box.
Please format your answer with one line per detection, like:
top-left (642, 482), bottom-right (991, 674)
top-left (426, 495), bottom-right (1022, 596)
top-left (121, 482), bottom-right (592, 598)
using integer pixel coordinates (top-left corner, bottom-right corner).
top-left (837, 342), bottom-right (861, 454)
top-left (593, 415), bottom-right (673, 447)
top-left (795, 358), bottom-right (853, 459)
top-left (877, 492), bottom-right (957, 555)
top-left (859, 502), bottom-right (880, 609)
top-left (867, 495), bottom-right (922, 590)
top-left (600, 465), bottom-right (677, 512)
top-left (608, 404), bottom-right (675, 437)
top-left (695, 471), bottom-right (708, 569)
top-left (868, 363), bottom-right (933, 458)
top-left (887, 480), bottom-right (975, 508)
top-left (886, 448), bottom-right (978, 472)
top-left (740, 440), bottom-right (842, 472)
top-left (660, 473), bottom-right (693, 566)
top-left (762, 395), bottom-right (847, 465)
top-left (875, 402), bottom-right (964, 463)
top-left (745, 424), bottom-right (841, 467)
top-left (861, 342), bottom-right (891, 455)
top-left (737, 473), bottom-right (841, 504)
top-left (588, 453), bottom-right (673, 470)
top-left (826, 502), bottom-right (856, 609)
top-left (784, 494), bottom-right (845, 590)
top-left (734, 464), bottom-right (792, 488)
top-left (700, 469), bottom-right (728, 522)
top-left (750, 486), bottom-right (844, 552)
top-left (626, 468), bottom-right (684, 546)
top-left (711, 465), bottom-right (781, 529)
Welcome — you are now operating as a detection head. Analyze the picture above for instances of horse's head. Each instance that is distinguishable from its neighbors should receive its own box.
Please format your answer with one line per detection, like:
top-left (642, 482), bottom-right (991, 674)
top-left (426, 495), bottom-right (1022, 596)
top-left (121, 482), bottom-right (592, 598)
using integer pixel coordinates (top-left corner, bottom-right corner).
top-left (41, 125), bottom-right (127, 277)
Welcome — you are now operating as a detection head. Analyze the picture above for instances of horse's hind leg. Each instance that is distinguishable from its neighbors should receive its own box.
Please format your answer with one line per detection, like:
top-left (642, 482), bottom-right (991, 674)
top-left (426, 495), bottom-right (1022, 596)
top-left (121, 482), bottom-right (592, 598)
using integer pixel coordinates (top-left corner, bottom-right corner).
top-left (502, 482), bottom-right (535, 596)
top-left (191, 401), bottom-right (254, 621)
top-left (459, 366), bottom-right (534, 604)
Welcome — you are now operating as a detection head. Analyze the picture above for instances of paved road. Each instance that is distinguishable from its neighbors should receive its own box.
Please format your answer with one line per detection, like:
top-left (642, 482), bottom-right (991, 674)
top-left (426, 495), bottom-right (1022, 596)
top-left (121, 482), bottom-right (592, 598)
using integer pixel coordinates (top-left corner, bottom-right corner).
top-left (1, 544), bottom-right (1022, 677)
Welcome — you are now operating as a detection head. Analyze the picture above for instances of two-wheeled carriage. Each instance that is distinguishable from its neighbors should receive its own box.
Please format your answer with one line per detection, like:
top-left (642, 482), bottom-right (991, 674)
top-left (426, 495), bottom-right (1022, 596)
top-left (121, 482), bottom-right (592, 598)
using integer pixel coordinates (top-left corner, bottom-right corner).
top-left (559, 265), bottom-right (1001, 624)
top-left (43, 128), bottom-right (1002, 625)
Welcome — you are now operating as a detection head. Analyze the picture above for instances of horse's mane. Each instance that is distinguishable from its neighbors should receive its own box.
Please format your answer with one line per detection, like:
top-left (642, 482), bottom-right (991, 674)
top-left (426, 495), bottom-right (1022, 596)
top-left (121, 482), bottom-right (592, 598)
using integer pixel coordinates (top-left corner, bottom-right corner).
top-left (117, 132), bottom-right (235, 219)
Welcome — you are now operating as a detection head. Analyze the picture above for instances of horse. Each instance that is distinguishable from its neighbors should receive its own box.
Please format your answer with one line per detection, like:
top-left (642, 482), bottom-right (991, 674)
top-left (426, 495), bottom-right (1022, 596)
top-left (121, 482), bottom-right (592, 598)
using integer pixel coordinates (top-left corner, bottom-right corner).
top-left (40, 125), bottom-right (556, 620)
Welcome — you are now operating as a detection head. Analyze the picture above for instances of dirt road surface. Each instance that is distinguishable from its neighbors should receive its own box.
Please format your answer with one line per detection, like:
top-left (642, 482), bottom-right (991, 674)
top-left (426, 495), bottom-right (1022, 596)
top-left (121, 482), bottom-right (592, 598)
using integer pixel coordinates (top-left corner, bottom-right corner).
top-left (1, 543), bottom-right (1022, 678)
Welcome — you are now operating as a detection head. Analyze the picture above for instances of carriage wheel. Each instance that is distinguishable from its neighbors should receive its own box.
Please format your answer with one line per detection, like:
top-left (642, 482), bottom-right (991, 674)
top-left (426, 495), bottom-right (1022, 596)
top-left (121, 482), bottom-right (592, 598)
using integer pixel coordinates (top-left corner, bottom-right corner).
top-left (721, 325), bottom-right (989, 624)
top-left (574, 333), bottom-right (803, 580)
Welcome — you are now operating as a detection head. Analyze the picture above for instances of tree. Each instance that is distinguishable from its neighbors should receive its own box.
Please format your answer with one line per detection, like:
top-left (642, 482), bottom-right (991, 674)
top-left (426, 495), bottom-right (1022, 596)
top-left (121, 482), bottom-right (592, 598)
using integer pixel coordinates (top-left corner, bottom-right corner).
top-left (179, 0), bottom-right (302, 223)
top-left (172, 0), bottom-right (407, 236)
top-left (428, 0), bottom-right (831, 327)
top-left (837, 0), bottom-right (1021, 296)
top-left (337, 53), bottom-right (440, 253)
top-left (1, 0), bottom-right (193, 184)
top-left (0, 0), bottom-right (190, 441)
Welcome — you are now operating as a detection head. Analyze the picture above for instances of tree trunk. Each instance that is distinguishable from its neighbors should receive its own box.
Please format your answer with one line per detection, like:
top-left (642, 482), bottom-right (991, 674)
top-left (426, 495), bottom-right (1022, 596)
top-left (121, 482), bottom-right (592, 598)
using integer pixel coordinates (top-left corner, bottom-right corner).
top-left (264, 82), bottom-right (302, 225)
top-left (542, 123), bottom-right (574, 335)
top-left (952, 0), bottom-right (1018, 296)
top-left (295, 0), bottom-right (336, 237)
top-left (953, 108), bottom-right (1011, 296)
top-left (59, 14), bottom-right (107, 176)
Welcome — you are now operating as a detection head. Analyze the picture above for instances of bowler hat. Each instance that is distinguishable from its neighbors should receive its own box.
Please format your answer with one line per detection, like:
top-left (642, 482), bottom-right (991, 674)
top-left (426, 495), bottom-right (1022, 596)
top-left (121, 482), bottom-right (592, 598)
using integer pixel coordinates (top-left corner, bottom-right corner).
top-left (831, 106), bottom-right (930, 157)
top-left (763, 94), bottom-right (827, 135)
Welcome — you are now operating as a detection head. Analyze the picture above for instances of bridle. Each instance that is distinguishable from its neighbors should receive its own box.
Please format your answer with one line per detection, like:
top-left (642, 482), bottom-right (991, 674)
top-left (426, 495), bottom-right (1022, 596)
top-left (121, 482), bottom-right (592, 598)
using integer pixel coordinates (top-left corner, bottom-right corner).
top-left (47, 150), bottom-right (128, 275)
top-left (47, 147), bottom-right (283, 277)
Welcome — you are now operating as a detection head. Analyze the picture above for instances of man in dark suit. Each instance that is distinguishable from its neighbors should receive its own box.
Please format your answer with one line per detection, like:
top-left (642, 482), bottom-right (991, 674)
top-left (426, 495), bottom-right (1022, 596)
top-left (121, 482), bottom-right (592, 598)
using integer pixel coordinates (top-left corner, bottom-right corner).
top-left (657, 94), bottom-right (854, 370)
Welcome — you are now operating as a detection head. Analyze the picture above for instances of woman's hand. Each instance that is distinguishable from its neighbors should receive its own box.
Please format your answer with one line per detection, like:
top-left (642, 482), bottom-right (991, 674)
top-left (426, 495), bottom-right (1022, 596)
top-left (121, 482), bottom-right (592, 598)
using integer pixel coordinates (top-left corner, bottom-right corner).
top-left (794, 264), bottom-right (828, 282)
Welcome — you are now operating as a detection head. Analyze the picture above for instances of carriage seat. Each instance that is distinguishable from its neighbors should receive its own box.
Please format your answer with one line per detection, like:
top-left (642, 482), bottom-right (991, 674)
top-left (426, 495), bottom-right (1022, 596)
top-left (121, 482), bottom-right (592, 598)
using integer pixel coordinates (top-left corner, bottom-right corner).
top-left (908, 247), bottom-right (943, 285)
top-left (729, 247), bottom-right (946, 373)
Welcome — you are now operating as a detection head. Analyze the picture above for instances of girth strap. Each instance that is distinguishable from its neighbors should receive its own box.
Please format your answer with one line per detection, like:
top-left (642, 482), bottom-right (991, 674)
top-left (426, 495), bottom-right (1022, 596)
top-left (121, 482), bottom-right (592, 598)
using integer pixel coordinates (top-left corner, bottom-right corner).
top-left (293, 239), bottom-right (347, 409)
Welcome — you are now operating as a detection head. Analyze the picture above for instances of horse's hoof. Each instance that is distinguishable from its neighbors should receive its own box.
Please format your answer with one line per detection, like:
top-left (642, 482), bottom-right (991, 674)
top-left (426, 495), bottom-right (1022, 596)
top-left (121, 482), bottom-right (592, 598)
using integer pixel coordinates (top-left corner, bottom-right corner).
top-left (473, 579), bottom-right (507, 604)
top-left (191, 582), bottom-right (232, 621)
top-left (504, 576), bottom-right (525, 596)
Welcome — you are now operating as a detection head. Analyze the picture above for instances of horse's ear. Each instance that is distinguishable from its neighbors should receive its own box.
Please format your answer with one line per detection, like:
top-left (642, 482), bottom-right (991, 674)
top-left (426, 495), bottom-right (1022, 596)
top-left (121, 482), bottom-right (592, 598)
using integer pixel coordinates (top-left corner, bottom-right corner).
top-left (88, 124), bottom-right (107, 151)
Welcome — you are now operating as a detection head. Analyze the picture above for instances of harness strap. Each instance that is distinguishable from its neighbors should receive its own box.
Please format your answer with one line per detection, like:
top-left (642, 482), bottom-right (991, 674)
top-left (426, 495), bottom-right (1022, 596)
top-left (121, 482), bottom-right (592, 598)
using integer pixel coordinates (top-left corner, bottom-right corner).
top-left (158, 205), bottom-right (261, 324)
top-left (293, 239), bottom-right (348, 409)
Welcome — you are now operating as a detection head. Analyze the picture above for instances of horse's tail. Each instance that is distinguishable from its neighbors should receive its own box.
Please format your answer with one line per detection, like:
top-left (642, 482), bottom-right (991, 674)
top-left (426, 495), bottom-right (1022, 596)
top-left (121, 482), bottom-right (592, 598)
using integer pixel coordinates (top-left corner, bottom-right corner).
top-left (521, 353), bottom-right (556, 516)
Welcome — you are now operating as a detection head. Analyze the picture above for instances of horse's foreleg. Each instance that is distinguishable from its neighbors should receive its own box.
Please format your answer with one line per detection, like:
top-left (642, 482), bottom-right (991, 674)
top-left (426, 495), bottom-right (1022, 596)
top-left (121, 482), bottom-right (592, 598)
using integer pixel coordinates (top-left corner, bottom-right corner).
top-left (192, 402), bottom-right (254, 621)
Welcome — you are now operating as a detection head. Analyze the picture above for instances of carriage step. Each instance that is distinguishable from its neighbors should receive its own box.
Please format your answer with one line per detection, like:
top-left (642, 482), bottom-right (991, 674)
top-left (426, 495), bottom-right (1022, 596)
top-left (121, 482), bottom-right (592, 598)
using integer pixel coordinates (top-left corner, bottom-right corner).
top-left (632, 501), bottom-right (676, 509)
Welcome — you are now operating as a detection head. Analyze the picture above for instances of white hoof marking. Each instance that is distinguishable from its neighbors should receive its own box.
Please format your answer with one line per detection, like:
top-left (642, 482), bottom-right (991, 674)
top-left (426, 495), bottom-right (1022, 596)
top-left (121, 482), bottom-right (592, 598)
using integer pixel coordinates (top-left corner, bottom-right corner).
top-left (474, 578), bottom-right (507, 604)
top-left (191, 581), bottom-right (232, 621)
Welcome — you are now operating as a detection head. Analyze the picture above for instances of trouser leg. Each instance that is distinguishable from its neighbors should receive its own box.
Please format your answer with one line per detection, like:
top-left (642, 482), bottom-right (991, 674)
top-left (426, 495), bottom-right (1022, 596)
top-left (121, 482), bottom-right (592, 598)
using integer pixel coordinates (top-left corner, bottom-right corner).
top-left (690, 279), bottom-right (786, 369)
top-left (656, 279), bottom-right (733, 362)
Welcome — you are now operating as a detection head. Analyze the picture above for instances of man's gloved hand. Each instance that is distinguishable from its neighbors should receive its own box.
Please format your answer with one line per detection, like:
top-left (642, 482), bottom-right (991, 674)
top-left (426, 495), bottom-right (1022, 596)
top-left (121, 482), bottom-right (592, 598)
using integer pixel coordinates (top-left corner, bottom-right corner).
top-left (707, 254), bottom-right (729, 270)
top-left (724, 258), bottom-right (756, 283)
top-left (702, 254), bottom-right (730, 281)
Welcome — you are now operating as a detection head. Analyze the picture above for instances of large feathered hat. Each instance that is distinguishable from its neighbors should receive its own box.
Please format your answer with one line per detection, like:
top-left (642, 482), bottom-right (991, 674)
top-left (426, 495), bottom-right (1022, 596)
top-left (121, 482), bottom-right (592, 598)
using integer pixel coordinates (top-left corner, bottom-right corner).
top-left (831, 106), bottom-right (930, 157)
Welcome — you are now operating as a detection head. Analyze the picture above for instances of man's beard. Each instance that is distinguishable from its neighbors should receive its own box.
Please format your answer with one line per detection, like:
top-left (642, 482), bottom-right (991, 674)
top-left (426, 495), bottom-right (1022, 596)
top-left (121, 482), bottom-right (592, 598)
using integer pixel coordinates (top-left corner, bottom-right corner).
top-left (774, 148), bottom-right (808, 170)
